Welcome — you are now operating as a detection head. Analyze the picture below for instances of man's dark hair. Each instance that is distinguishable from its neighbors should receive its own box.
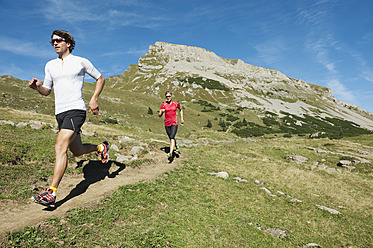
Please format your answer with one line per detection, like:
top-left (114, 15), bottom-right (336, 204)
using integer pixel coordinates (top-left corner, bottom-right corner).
top-left (51, 30), bottom-right (75, 52)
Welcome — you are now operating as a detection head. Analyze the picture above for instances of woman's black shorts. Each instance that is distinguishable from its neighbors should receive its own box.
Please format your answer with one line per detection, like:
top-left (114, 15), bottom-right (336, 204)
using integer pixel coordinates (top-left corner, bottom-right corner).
top-left (165, 125), bottom-right (178, 140)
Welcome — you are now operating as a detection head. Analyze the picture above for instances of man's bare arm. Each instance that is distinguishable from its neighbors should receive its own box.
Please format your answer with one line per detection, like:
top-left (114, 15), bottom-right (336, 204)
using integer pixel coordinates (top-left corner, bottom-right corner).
top-left (28, 78), bottom-right (51, 96)
top-left (89, 75), bottom-right (105, 115)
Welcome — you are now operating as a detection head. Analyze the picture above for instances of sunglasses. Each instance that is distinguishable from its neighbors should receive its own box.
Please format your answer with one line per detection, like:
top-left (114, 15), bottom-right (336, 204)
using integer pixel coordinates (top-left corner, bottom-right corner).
top-left (50, 38), bottom-right (66, 44)
top-left (165, 95), bottom-right (172, 97)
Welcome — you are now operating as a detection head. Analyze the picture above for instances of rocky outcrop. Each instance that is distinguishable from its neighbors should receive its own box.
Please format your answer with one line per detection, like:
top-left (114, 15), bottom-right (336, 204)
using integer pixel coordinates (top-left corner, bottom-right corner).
top-left (110, 41), bottom-right (373, 130)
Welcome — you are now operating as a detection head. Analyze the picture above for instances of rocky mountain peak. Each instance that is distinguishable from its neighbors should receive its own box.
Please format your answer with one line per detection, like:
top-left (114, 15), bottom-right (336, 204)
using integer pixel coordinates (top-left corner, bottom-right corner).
top-left (111, 42), bottom-right (373, 130)
top-left (142, 41), bottom-right (292, 84)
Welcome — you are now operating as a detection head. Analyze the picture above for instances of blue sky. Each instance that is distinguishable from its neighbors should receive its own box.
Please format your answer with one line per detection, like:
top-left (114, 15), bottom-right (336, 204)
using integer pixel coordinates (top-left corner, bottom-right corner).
top-left (1, 0), bottom-right (372, 113)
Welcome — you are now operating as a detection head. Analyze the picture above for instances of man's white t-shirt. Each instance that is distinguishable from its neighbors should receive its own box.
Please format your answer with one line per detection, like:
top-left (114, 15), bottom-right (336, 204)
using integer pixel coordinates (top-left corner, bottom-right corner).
top-left (43, 54), bottom-right (101, 115)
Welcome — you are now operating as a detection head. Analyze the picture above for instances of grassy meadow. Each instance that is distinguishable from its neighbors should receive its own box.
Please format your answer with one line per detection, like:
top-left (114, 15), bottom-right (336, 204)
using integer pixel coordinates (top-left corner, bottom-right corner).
top-left (0, 76), bottom-right (372, 247)
top-left (1, 107), bottom-right (372, 247)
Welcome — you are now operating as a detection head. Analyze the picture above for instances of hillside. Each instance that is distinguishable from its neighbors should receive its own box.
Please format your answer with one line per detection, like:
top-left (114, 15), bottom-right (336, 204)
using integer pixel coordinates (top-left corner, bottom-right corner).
top-left (1, 42), bottom-right (373, 141)
top-left (0, 107), bottom-right (372, 247)
top-left (2, 44), bottom-right (373, 140)
top-left (0, 42), bottom-right (373, 246)
top-left (106, 42), bottom-right (373, 133)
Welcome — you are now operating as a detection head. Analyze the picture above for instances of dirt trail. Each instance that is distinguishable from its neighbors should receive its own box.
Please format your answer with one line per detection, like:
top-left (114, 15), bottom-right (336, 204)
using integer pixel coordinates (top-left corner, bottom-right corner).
top-left (0, 148), bottom-right (180, 239)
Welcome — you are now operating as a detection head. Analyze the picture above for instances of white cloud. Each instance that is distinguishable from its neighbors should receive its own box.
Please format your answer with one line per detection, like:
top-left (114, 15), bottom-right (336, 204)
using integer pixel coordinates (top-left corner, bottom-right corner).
top-left (0, 64), bottom-right (24, 76)
top-left (0, 63), bottom-right (42, 81)
top-left (359, 32), bottom-right (373, 45)
top-left (360, 72), bottom-right (373, 83)
top-left (354, 55), bottom-right (373, 83)
top-left (0, 36), bottom-right (52, 58)
top-left (101, 48), bottom-right (147, 57)
top-left (304, 27), bottom-right (359, 104)
top-left (326, 78), bottom-right (356, 102)
top-left (41, 0), bottom-right (100, 23)
top-left (306, 35), bottom-right (339, 74)
top-left (39, 0), bottom-right (168, 30)
top-left (253, 37), bottom-right (293, 68)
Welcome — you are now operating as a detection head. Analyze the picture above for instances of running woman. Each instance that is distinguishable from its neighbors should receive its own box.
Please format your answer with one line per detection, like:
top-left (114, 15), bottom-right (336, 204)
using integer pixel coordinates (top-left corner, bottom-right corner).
top-left (29, 30), bottom-right (109, 206)
top-left (159, 91), bottom-right (184, 159)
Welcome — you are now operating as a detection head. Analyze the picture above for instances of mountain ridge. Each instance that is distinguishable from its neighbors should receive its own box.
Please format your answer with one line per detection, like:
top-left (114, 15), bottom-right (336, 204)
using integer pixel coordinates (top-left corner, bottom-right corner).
top-left (106, 41), bottom-right (373, 131)
top-left (1, 41), bottom-right (372, 136)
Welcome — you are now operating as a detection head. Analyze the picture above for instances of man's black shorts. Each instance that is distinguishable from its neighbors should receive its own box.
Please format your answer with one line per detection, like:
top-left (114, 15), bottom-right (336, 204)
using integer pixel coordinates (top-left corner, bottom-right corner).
top-left (56, 109), bottom-right (86, 132)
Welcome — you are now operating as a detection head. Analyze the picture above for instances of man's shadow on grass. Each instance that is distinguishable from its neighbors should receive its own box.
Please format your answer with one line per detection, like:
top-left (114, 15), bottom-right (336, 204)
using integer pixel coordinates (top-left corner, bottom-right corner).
top-left (43, 160), bottom-right (126, 211)
top-left (160, 146), bottom-right (179, 163)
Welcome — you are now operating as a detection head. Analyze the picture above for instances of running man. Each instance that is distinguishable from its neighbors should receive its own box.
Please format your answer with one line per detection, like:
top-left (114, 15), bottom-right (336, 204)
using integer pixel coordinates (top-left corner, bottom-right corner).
top-left (159, 91), bottom-right (184, 159)
top-left (29, 30), bottom-right (109, 206)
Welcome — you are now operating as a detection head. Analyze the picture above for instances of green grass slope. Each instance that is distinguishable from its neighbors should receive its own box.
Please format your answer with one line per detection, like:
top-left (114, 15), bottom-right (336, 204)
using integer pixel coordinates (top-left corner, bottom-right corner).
top-left (1, 75), bottom-right (372, 139)
top-left (1, 74), bottom-right (372, 247)
top-left (1, 105), bottom-right (372, 247)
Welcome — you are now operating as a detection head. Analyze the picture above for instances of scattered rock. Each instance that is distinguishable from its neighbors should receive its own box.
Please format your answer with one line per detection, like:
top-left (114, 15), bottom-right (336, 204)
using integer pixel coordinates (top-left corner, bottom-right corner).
top-left (306, 147), bottom-right (328, 153)
top-left (115, 153), bottom-right (130, 163)
top-left (339, 160), bottom-right (351, 166)
top-left (337, 161), bottom-right (356, 170)
top-left (232, 177), bottom-right (247, 183)
top-left (254, 179), bottom-right (265, 185)
top-left (148, 138), bottom-right (169, 144)
top-left (208, 171), bottom-right (229, 179)
top-left (317, 164), bottom-right (328, 170)
top-left (0, 120), bottom-right (15, 126)
top-left (29, 120), bottom-right (44, 129)
top-left (303, 243), bottom-right (320, 247)
top-left (309, 132), bottom-right (326, 138)
top-left (351, 160), bottom-right (360, 165)
top-left (131, 146), bottom-right (144, 155)
top-left (16, 122), bottom-right (28, 128)
top-left (308, 146), bottom-right (371, 164)
top-left (314, 164), bottom-right (341, 173)
top-left (30, 124), bottom-right (42, 129)
top-left (177, 139), bottom-right (198, 147)
top-left (260, 187), bottom-right (277, 197)
top-left (81, 129), bottom-right (94, 136)
top-left (265, 228), bottom-right (287, 239)
top-left (216, 171), bottom-right (229, 179)
top-left (118, 136), bottom-right (136, 143)
top-left (0, 120), bottom-right (59, 130)
top-left (286, 154), bottom-right (308, 164)
top-left (277, 191), bottom-right (302, 203)
top-left (357, 149), bottom-right (373, 158)
top-left (325, 167), bottom-right (340, 173)
top-left (359, 158), bottom-right (371, 164)
top-left (111, 144), bottom-right (119, 152)
top-left (316, 205), bottom-right (342, 215)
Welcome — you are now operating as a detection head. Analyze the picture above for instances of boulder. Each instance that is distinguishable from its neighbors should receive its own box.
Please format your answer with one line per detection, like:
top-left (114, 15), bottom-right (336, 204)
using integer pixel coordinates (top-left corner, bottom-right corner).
top-left (286, 154), bottom-right (308, 164)
top-left (130, 146), bottom-right (144, 155)
top-left (111, 144), bottom-right (120, 152)
top-left (216, 171), bottom-right (229, 179)
top-left (118, 136), bottom-right (136, 143)
top-left (316, 205), bottom-right (342, 215)
top-left (208, 171), bottom-right (229, 179)
top-left (115, 153), bottom-right (131, 163)
top-left (265, 228), bottom-right (287, 239)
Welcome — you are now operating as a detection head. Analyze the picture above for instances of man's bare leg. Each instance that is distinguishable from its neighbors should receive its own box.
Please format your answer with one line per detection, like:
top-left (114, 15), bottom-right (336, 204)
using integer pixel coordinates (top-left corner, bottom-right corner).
top-left (69, 134), bottom-right (109, 163)
top-left (69, 133), bottom-right (98, 157)
top-left (50, 129), bottom-right (78, 188)
top-left (51, 131), bottom-right (100, 188)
